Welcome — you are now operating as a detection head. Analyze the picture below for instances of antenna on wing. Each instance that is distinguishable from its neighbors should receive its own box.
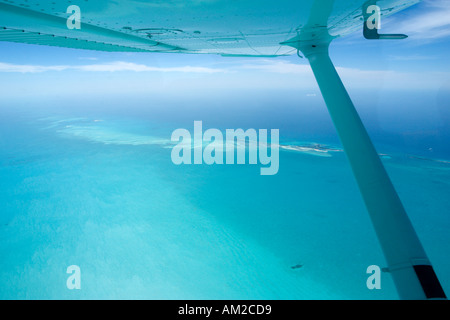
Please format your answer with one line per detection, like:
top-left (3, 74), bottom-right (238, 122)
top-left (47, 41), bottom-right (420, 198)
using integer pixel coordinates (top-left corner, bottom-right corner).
top-left (363, 1), bottom-right (408, 40)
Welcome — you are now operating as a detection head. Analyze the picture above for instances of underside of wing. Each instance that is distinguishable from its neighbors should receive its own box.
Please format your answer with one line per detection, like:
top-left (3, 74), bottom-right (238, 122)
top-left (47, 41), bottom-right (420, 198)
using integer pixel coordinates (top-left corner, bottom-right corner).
top-left (0, 0), bottom-right (419, 57)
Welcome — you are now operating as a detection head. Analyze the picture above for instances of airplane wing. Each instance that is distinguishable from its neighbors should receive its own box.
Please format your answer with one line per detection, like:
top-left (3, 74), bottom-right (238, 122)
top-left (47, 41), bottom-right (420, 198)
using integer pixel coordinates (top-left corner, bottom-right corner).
top-left (0, 0), bottom-right (419, 57)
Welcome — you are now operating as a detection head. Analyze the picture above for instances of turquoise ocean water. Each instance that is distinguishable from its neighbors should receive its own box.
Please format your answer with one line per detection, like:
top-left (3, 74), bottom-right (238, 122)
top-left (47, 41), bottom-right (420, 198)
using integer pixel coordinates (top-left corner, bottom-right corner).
top-left (0, 91), bottom-right (449, 300)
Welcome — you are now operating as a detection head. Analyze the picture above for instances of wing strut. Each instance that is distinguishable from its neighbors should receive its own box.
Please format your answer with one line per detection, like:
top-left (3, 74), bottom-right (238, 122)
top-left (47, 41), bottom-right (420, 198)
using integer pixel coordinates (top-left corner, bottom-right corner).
top-left (294, 40), bottom-right (446, 300)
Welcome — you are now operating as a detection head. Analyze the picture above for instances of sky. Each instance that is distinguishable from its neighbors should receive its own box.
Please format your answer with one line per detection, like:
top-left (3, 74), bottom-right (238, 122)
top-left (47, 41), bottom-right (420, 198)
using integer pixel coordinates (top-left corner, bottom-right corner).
top-left (0, 0), bottom-right (449, 99)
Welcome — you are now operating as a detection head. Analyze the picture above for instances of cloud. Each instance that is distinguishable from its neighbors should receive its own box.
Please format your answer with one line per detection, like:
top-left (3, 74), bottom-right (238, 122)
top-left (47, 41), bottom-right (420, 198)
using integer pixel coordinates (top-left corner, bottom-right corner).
top-left (388, 0), bottom-right (450, 41)
top-left (0, 61), bottom-right (227, 74)
top-left (238, 59), bottom-right (312, 74)
top-left (76, 61), bottom-right (227, 73)
top-left (387, 54), bottom-right (437, 61)
top-left (231, 59), bottom-right (450, 90)
top-left (0, 62), bottom-right (68, 73)
top-left (1, 58), bottom-right (448, 91)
